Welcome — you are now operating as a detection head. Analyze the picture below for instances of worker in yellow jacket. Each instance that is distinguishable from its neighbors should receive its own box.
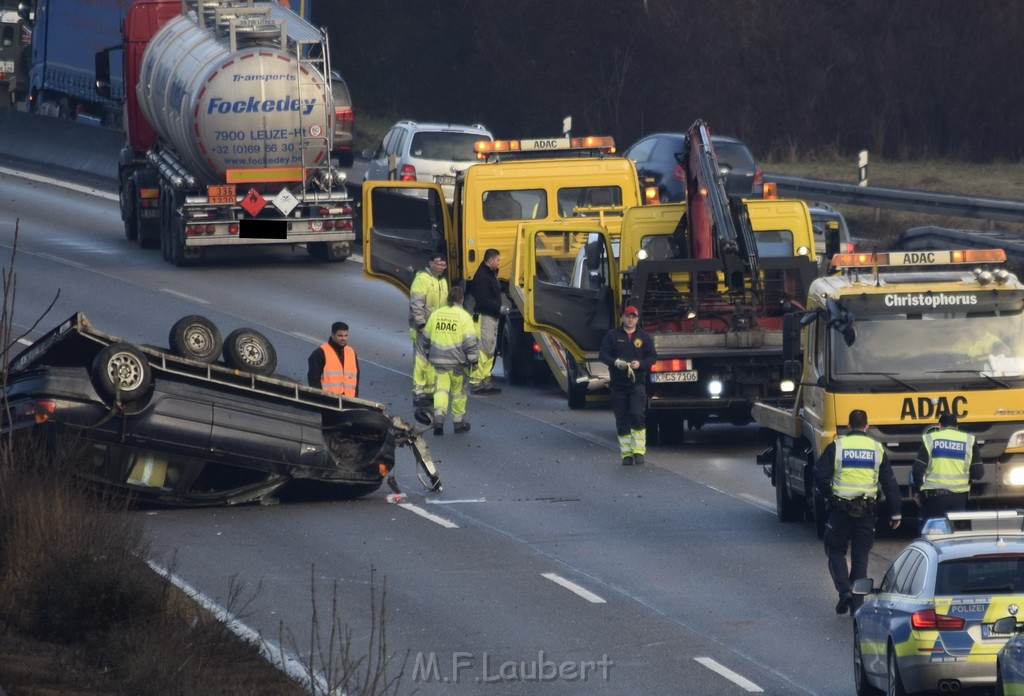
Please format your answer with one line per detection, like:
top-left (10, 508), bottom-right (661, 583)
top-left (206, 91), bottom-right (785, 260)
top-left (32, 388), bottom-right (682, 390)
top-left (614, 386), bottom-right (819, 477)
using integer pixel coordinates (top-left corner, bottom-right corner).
top-left (421, 286), bottom-right (478, 435)
top-left (409, 252), bottom-right (450, 407)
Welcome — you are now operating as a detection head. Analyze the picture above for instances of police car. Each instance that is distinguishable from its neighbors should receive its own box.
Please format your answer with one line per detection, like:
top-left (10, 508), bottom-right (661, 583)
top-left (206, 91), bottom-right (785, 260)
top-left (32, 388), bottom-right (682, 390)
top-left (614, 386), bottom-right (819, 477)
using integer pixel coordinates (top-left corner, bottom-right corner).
top-left (993, 615), bottom-right (1024, 695)
top-left (852, 510), bottom-right (1024, 695)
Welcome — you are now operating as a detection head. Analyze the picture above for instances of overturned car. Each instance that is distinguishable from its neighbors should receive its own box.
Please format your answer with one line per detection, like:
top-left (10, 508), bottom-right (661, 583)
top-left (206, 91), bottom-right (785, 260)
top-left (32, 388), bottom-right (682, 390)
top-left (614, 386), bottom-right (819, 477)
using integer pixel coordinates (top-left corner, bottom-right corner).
top-left (2, 313), bottom-right (440, 506)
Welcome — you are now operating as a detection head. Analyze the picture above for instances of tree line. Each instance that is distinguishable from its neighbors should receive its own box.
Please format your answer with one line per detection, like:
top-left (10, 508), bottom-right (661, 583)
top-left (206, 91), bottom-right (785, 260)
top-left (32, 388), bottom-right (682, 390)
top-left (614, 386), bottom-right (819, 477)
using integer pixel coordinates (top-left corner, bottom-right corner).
top-left (317, 0), bottom-right (1023, 162)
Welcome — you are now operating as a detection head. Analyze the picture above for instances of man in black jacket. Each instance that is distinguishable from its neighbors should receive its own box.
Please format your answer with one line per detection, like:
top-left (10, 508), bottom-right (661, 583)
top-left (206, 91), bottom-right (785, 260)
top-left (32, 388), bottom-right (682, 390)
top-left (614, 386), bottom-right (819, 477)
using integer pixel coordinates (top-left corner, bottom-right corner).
top-left (469, 248), bottom-right (503, 395)
top-left (598, 304), bottom-right (657, 466)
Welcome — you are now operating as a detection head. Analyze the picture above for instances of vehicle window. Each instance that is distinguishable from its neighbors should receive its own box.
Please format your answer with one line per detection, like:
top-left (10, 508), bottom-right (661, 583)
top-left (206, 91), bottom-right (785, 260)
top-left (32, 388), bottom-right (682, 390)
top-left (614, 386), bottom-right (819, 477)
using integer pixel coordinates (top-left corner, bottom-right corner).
top-left (893, 549), bottom-right (922, 594)
top-left (482, 190), bottom-right (524, 221)
top-left (753, 229), bottom-right (794, 257)
top-left (391, 129), bottom-right (408, 158)
top-left (908, 554), bottom-right (930, 596)
top-left (880, 548), bottom-right (914, 593)
top-left (558, 186), bottom-right (623, 218)
top-left (650, 136), bottom-right (685, 162)
top-left (714, 142), bottom-right (754, 168)
top-left (2, 25), bottom-right (13, 47)
top-left (410, 132), bottom-right (487, 162)
top-left (624, 136), bottom-right (656, 162)
top-left (935, 556), bottom-right (1024, 595)
top-left (641, 234), bottom-right (684, 261)
top-left (330, 79), bottom-right (351, 108)
top-left (381, 128), bottom-right (399, 157)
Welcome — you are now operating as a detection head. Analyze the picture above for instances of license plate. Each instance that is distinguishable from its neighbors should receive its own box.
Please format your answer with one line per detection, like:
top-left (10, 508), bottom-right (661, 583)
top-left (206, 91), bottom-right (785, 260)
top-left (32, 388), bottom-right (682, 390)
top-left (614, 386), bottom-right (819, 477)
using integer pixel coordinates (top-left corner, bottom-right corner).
top-left (207, 185), bottom-right (236, 205)
top-left (434, 175), bottom-right (456, 186)
top-left (0, 61), bottom-right (13, 73)
top-left (140, 209), bottom-right (160, 218)
top-left (983, 624), bottom-right (1012, 639)
top-left (652, 371), bottom-right (698, 383)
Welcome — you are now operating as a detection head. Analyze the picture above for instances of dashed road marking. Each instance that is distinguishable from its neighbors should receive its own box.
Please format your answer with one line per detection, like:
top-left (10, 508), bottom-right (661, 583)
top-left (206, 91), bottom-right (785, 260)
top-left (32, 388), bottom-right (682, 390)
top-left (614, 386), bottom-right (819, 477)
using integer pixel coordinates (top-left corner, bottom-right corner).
top-left (397, 502), bottom-right (459, 528)
top-left (425, 498), bottom-right (487, 504)
top-left (0, 165), bottom-right (118, 201)
top-left (161, 288), bottom-right (209, 304)
top-left (541, 572), bottom-right (606, 604)
top-left (694, 657), bottom-right (763, 692)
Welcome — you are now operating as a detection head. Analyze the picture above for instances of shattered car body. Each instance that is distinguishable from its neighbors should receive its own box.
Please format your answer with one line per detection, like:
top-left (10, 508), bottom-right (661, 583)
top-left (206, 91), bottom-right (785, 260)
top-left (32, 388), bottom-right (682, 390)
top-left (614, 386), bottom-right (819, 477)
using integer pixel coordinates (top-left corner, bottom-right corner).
top-left (2, 314), bottom-right (440, 506)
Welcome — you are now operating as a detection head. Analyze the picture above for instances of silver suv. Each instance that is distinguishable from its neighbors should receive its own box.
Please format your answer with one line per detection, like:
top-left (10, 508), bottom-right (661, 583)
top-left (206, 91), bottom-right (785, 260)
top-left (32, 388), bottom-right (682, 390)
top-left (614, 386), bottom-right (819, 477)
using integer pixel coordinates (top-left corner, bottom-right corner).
top-left (362, 121), bottom-right (493, 203)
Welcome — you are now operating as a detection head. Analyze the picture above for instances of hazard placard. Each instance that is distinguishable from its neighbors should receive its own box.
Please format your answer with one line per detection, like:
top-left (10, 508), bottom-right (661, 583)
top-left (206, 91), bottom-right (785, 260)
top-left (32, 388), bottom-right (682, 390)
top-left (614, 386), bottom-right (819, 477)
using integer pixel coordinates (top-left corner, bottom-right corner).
top-left (273, 187), bottom-right (299, 216)
top-left (240, 188), bottom-right (267, 217)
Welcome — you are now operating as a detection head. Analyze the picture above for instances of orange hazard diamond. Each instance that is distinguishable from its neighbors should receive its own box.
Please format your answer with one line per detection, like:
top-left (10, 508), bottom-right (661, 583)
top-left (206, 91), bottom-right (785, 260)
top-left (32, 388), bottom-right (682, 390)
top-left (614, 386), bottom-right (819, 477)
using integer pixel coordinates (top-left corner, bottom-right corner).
top-left (240, 188), bottom-right (267, 217)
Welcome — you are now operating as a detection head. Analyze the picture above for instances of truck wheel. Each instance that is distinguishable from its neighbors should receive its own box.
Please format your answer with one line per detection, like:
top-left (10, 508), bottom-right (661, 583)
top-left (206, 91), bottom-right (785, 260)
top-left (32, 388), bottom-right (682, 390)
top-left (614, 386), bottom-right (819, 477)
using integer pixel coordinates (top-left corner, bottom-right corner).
top-left (122, 180), bottom-right (138, 241)
top-left (137, 215), bottom-right (160, 249)
top-left (306, 241), bottom-right (350, 262)
top-left (223, 328), bottom-right (277, 375)
top-left (566, 354), bottom-right (587, 410)
top-left (774, 439), bottom-right (804, 523)
top-left (500, 331), bottom-right (524, 385)
top-left (168, 315), bottom-right (222, 363)
top-left (91, 343), bottom-right (151, 404)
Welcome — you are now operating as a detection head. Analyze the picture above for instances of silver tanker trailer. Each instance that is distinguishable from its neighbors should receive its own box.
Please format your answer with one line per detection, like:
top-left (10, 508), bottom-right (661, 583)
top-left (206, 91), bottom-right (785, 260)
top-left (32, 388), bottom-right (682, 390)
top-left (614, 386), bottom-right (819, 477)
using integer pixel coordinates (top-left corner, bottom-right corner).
top-left (98, 0), bottom-right (354, 265)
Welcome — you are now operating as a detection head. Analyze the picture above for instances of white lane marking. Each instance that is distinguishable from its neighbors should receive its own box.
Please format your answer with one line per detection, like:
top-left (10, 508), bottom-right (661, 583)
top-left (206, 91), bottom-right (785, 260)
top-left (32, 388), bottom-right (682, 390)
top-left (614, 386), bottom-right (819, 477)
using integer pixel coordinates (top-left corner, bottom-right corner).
top-left (147, 560), bottom-right (331, 694)
top-left (425, 498), bottom-right (487, 504)
top-left (397, 502), bottom-right (459, 528)
top-left (541, 572), bottom-right (606, 604)
top-left (291, 331), bottom-right (321, 344)
top-left (0, 165), bottom-right (118, 201)
top-left (694, 657), bottom-right (764, 692)
top-left (160, 288), bottom-right (210, 305)
top-left (35, 251), bottom-right (87, 269)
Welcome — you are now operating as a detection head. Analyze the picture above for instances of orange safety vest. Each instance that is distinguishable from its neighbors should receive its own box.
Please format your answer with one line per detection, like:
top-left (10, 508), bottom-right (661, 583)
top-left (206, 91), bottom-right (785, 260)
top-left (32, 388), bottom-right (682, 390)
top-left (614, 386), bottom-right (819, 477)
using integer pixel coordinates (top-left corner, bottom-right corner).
top-left (319, 342), bottom-right (357, 396)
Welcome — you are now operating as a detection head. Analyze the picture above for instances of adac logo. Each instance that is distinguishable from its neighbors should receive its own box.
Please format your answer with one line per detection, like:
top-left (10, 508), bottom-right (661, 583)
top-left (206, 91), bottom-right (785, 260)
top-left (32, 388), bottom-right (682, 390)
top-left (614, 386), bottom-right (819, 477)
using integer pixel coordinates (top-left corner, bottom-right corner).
top-left (633, 338), bottom-right (643, 348)
top-left (900, 396), bottom-right (967, 421)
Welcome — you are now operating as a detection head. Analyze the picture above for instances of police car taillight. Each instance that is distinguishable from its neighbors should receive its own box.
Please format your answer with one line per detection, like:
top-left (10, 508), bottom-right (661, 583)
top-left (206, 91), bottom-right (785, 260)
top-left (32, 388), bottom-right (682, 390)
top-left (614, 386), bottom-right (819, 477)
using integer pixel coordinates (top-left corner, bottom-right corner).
top-left (911, 608), bottom-right (966, 631)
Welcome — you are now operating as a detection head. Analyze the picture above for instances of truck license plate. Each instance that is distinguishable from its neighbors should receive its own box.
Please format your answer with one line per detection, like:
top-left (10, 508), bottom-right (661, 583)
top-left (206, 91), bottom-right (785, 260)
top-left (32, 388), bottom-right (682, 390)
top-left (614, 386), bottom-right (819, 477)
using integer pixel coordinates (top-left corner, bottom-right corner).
top-left (207, 185), bottom-right (236, 205)
top-left (652, 371), bottom-right (698, 383)
top-left (434, 175), bottom-right (456, 186)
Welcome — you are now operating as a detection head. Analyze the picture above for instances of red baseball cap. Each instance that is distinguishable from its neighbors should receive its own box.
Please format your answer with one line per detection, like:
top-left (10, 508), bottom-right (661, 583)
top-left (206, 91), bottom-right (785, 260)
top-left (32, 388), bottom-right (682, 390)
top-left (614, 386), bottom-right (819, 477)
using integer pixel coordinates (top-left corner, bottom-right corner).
top-left (622, 305), bottom-right (639, 316)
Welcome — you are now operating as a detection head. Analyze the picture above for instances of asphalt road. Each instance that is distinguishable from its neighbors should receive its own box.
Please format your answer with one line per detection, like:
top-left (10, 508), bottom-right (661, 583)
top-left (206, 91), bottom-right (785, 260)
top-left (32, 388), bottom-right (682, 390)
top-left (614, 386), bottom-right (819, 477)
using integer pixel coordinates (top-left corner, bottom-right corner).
top-left (0, 114), bottom-right (915, 695)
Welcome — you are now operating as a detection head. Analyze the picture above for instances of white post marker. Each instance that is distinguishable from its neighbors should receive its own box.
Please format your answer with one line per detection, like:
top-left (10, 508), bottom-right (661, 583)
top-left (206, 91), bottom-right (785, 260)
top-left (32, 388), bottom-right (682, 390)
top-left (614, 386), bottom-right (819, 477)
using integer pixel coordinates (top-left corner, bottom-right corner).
top-left (563, 115), bottom-right (572, 138)
top-left (858, 150), bottom-right (868, 187)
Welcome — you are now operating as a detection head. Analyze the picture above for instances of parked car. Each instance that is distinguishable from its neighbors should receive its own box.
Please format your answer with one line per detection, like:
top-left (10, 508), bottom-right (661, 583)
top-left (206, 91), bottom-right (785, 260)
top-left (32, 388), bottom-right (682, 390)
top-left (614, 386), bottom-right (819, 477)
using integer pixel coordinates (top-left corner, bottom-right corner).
top-left (2, 313), bottom-right (441, 506)
top-left (621, 131), bottom-right (763, 202)
top-left (362, 120), bottom-right (493, 203)
top-left (808, 202), bottom-right (855, 272)
top-left (851, 510), bottom-right (1024, 696)
top-left (994, 615), bottom-right (1024, 696)
top-left (330, 71), bottom-right (354, 167)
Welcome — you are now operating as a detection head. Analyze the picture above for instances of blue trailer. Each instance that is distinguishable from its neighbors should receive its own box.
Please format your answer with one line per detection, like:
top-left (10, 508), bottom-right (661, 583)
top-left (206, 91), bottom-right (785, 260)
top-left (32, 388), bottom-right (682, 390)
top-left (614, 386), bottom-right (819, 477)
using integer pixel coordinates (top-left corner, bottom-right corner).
top-left (22, 0), bottom-right (311, 126)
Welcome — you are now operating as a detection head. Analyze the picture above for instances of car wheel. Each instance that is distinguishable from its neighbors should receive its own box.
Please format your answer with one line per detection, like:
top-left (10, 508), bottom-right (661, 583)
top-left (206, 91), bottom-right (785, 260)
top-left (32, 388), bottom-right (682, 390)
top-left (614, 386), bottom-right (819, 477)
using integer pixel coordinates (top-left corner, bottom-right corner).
top-left (91, 343), bottom-right (151, 404)
top-left (854, 624), bottom-right (883, 696)
top-left (223, 328), bottom-right (277, 375)
top-left (886, 645), bottom-right (907, 696)
top-left (775, 438), bottom-right (804, 523)
top-left (168, 315), bottom-right (222, 363)
top-left (566, 354), bottom-right (587, 410)
top-left (500, 331), bottom-right (524, 386)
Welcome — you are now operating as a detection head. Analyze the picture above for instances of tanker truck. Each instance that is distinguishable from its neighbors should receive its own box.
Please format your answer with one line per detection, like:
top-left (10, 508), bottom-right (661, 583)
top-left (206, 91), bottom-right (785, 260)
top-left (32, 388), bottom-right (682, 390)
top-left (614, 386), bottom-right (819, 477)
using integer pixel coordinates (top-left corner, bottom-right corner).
top-left (97, 0), bottom-right (354, 265)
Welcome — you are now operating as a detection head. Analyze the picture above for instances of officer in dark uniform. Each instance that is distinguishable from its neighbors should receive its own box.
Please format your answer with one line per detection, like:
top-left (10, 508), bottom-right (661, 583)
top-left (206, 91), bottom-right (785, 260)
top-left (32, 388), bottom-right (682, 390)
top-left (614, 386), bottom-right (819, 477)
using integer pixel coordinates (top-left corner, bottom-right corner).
top-left (814, 409), bottom-right (902, 616)
top-left (912, 413), bottom-right (983, 527)
top-left (598, 303), bottom-right (657, 466)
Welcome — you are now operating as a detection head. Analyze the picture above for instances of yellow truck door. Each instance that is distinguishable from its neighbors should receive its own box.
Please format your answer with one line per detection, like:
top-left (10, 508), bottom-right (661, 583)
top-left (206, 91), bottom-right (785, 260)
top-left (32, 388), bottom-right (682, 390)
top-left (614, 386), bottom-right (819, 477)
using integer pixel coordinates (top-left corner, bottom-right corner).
top-left (361, 181), bottom-right (454, 295)
top-left (511, 223), bottom-right (620, 362)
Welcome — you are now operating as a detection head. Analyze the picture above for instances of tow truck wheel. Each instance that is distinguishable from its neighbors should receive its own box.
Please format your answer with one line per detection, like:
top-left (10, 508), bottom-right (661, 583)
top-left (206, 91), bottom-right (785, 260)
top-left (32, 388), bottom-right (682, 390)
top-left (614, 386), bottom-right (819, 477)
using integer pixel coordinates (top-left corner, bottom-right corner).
top-left (774, 439), bottom-right (803, 523)
top-left (169, 315), bottom-right (222, 363)
top-left (223, 328), bottom-right (278, 375)
top-left (91, 343), bottom-right (152, 404)
top-left (500, 331), bottom-right (524, 385)
top-left (566, 354), bottom-right (587, 410)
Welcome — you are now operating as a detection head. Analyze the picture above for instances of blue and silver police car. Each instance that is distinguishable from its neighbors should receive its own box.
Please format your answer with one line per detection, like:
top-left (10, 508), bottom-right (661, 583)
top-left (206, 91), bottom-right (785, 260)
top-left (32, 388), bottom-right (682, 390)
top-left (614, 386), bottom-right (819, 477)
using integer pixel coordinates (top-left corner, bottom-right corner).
top-left (852, 510), bottom-right (1024, 695)
top-left (993, 614), bottom-right (1024, 695)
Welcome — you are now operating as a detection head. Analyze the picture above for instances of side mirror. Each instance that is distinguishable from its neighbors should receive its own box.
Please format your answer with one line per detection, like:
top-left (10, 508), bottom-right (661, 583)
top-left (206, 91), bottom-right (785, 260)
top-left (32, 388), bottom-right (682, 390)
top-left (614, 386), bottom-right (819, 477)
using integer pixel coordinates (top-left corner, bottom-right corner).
top-left (994, 616), bottom-right (1020, 635)
top-left (851, 577), bottom-right (875, 596)
top-left (95, 49), bottom-right (111, 98)
top-left (824, 221), bottom-right (840, 260)
top-left (782, 313), bottom-right (804, 361)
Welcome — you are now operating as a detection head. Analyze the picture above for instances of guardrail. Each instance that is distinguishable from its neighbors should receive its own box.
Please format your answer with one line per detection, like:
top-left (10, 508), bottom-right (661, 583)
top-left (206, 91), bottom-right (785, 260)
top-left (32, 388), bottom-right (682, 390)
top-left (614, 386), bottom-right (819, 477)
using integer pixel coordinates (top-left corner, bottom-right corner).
top-left (765, 173), bottom-right (1024, 225)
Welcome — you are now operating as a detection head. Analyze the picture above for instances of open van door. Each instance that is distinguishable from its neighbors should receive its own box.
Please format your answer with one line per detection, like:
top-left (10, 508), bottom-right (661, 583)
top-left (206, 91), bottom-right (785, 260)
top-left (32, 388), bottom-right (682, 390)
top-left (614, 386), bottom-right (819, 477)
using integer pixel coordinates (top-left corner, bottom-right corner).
top-left (511, 223), bottom-right (620, 361)
top-left (362, 182), bottom-right (453, 295)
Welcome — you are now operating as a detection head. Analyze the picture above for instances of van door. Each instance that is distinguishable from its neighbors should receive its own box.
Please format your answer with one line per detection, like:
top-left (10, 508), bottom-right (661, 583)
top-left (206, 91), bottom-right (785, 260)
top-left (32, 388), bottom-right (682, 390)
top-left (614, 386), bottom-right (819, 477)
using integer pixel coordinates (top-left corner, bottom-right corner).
top-left (362, 181), bottom-right (452, 294)
top-left (512, 224), bottom-right (620, 360)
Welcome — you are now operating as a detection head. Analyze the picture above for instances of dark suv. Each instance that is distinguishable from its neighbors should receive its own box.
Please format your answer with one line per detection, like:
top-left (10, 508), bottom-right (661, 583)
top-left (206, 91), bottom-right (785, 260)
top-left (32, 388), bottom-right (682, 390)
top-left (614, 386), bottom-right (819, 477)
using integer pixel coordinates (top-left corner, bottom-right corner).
top-left (3, 314), bottom-right (439, 506)
top-left (622, 132), bottom-right (764, 202)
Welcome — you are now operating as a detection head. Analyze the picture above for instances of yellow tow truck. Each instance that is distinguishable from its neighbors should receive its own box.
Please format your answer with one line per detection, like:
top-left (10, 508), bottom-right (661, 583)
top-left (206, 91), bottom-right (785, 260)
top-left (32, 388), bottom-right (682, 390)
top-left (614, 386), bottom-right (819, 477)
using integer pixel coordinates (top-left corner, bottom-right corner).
top-left (754, 248), bottom-right (1024, 536)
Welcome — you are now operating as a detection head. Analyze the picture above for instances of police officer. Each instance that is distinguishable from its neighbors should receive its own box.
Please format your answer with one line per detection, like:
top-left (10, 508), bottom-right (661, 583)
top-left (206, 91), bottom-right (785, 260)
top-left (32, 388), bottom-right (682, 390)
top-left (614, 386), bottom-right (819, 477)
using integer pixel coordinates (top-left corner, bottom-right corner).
top-left (913, 413), bottom-right (983, 526)
top-left (409, 252), bottom-right (450, 407)
top-left (598, 303), bottom-right (657, 466)
top-left (307, 321), bottom-right (358, 397)
top-left (421, 286), bottom-right (479, 436)
top-left (814, 409), bottom-right (902, 616)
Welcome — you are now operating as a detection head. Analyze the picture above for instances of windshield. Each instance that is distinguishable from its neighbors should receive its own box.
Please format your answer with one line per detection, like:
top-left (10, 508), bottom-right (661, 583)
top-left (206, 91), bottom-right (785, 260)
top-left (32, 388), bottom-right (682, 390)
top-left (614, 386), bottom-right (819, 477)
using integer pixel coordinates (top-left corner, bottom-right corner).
top-left (831, 309), bottom-right (1024, 383)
